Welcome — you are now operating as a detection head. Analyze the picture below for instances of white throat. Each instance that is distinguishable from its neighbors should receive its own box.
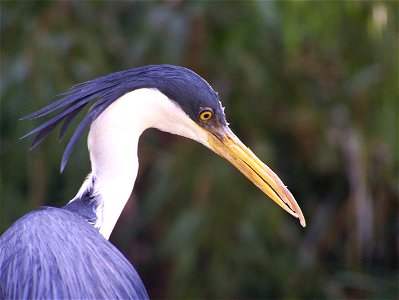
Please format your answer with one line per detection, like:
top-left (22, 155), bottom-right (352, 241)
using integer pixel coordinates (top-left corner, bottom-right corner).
top-left (71, 88), bottom-right (208, 239)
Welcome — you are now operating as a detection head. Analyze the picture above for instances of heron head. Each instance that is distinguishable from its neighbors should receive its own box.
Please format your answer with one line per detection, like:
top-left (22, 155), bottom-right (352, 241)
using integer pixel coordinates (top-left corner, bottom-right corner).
top-left (150, 67), bottom-right (306, 227)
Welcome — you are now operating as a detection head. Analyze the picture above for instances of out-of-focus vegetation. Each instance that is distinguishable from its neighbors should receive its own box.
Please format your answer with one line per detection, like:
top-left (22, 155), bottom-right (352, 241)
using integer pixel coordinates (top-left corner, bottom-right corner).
top-left (1, 1), bottom-right (397, 299)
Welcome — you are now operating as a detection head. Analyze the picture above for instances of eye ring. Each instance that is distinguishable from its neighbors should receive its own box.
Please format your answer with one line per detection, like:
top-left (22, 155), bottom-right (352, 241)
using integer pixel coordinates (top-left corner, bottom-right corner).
top-left (199, 109), bottom-right (213, 121)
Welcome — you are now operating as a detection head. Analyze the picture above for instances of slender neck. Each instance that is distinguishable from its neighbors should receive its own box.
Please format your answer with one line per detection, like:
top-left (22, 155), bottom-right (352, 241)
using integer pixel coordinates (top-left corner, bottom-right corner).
top-left (88, 117), bottom-right (140, 239)
top-left (70, 88), bottom-right (207, 239)
top-left (87, 89), bottom-right (161, 239)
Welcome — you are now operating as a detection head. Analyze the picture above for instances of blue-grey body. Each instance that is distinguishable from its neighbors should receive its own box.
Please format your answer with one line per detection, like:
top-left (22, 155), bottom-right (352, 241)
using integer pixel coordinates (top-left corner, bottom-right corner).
top-left (0, 206), bottom-right (148, 299)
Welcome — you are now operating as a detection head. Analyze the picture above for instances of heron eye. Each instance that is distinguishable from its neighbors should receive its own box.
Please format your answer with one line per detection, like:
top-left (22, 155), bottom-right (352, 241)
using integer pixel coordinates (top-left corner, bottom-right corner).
top-left (199, 110), bottom-right (213, 121)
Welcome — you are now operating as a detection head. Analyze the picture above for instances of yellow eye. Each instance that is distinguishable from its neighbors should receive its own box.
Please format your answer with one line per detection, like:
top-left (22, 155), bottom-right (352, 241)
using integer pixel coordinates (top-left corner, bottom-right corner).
top-left (199, 110), bottom-right (213, 121)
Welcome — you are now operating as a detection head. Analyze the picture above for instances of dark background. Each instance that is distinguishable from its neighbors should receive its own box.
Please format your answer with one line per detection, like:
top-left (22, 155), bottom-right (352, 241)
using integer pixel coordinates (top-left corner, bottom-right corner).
top-left (1, 1), bottom-right (397, 299)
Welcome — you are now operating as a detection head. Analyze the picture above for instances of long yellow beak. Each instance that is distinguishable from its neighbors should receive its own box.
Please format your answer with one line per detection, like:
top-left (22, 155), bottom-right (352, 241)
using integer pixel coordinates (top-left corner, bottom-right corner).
top-left (206, 125), bottom-right (306, 227)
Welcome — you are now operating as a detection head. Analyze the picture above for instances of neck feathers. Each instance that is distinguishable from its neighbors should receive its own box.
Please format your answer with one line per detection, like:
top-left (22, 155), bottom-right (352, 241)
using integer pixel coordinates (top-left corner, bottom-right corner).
top-left (66, 88), bottom-right (207, 239)
top-left (63, 174), bottom-right (100, 226)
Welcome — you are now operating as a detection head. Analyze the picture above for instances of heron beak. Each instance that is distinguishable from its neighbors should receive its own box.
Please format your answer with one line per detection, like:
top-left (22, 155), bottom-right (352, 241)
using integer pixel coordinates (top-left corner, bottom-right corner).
top-left (206, 125), bottom-right (306, 227)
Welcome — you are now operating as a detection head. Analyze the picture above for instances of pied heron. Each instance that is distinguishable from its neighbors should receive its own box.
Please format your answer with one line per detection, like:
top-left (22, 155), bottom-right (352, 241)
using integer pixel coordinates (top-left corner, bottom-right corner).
top-left (0, 65), bottom-right (305, 299)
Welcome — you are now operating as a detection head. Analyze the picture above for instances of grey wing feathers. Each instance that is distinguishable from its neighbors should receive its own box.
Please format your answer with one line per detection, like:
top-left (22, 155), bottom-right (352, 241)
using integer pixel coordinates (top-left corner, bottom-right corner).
top-left (0, 207), bottom-right (148, 299)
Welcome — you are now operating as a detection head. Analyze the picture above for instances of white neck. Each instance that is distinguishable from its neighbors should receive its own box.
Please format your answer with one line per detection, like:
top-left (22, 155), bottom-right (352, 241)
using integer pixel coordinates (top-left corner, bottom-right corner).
top-left (72, 88), bottom-right (208, 239)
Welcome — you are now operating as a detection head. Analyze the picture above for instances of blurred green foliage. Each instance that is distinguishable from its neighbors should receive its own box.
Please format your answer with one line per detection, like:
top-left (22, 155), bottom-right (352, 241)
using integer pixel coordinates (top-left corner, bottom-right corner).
top-left (1, 1), bottom-right (397, 299)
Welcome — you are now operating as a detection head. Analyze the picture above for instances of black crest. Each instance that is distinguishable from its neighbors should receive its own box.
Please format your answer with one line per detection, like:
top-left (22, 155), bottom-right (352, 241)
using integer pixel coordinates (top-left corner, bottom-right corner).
top-left (21, 65), bottom-right (222, 171)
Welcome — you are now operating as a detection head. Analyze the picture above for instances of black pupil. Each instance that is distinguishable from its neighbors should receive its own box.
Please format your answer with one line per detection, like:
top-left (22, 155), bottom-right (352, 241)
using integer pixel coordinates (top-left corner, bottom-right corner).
top-left (203, 112), bottom-right (210, 119)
